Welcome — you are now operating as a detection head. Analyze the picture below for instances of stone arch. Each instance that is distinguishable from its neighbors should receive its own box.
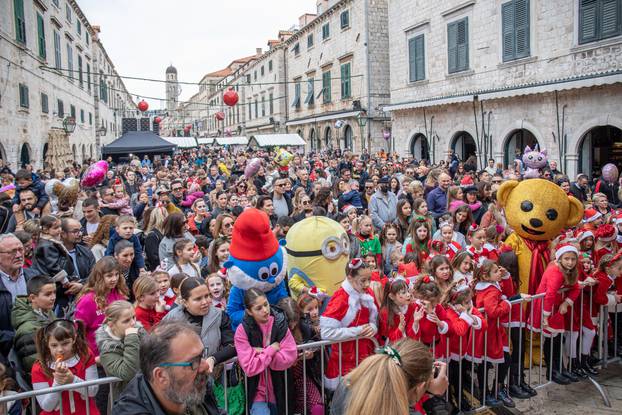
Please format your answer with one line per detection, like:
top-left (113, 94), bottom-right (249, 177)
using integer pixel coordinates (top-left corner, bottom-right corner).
top-left (342, 124), bottom-right (353, 150)
top-left (409, 133), bottom-right (429, 161)
top-left (449, 130), bottom-right (477, 161)
top-left (572, 115), bottom-right (622, 154)
top-left (0, 142), bottom-right (6, 162)
top-left (497, 120), bottom-right (545, 155)
top-left (19, 143), bottom-right (32, 167)
top-left (324, 126), bottom-right (332, 148)
top-left (309, 128), bottom-right (317, 151)
top-left (574, 118), bottom-right (622, 177)
top-left (502, 128), bottom-right (540, 169)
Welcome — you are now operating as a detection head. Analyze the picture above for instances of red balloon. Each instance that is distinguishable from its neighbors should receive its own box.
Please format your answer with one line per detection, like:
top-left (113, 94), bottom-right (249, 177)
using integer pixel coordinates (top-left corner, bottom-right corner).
top-left (154, 116), bottom-right (162, 124)
top-left (137, 100), bottom-right (149, 112)
top-left (215, 112), bottom-right (225, 121)
top-left (223, 88), bottom-right (239, 107)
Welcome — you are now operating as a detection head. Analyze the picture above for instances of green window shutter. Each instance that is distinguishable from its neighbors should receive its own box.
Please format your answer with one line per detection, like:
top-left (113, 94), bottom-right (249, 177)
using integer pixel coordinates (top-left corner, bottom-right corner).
top-left (601, 0), bottom-right (621, 39)
top-left (408, 37), bottom-right (417, 82)
top-left (305, 79), bottom-right (314, 105)
top-left (322, 71), bottom-right (331, 103)
top-left (502, 2), bottom-right (515, 61)
top-left (340, 63), bottom-right (351, 98)
top-left (14, 0), bottom-right (26, 44)
top-left (580, 0), bottom-right (599, 43)
top-left (54, 31), bottom-right (61, 69)
top-left (447, 22), bottom-right (458, 73)
top-left (414, 35), bottom-right (425, 81)
top-left (37, 13), bottom-right (46, 59)
top-left (456, 18), bottom-right (469, 71)
top-left (515, 0), bottom-right (530, 59)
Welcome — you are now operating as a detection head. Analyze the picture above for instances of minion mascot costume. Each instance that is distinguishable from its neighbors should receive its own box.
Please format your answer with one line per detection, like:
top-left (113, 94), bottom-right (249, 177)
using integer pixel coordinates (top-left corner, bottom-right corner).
top-left (286, 216), bottom-right (350, 304)
top-left (498, 178), bottom-right (583, 295)
top-left (225, 208), bottom-right (288, 328)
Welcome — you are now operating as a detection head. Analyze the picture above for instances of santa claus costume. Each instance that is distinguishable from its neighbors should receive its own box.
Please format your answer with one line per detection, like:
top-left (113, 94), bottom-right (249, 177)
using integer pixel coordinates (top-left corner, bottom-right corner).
top-left (582, 208), bottom-right (603, 232)
top-left (593, 224), bottom-right (617, 267)
top-left (320, 259), bottom-right (379, 390)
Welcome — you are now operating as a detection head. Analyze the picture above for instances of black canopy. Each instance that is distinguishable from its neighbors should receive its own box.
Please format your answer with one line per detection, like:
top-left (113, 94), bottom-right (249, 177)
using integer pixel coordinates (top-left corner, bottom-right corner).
top-left (102, 131), bottom-right (177, 156)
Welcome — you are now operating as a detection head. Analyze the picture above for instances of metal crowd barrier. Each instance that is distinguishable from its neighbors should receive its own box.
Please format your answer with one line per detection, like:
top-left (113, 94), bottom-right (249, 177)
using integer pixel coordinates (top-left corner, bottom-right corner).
top-left (0, 377), bottom-right (120, 415)
top-left (2, 288), bottom-right (618, 415)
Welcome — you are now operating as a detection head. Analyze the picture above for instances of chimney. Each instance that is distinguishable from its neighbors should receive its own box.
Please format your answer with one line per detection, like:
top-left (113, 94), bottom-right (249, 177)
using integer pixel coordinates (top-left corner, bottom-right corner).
top-left (256, 47), bottom-right (263, 56)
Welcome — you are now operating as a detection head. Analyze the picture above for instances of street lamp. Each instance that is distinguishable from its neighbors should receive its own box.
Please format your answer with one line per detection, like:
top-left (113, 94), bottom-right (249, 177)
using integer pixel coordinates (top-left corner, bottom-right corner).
top-left (63, 116), bottom-right (76, 134)
top-left (357, 111), bottom-right (367, 152)
top-left (97, 124), bottom-right (107, 137)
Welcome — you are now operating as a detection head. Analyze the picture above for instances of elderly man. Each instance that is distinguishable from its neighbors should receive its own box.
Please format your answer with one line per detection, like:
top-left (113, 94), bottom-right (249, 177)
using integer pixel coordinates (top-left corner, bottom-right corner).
top-left (113, 321), bottom-right (218, 415)
top-left (0, 234), bottom-right (27, 357)
top-left (369, 176), bottom-right (397, 231)
top-left (427, 172), bottom-right (452, 222)
top-left (6, 189), bottom-right (41, 232)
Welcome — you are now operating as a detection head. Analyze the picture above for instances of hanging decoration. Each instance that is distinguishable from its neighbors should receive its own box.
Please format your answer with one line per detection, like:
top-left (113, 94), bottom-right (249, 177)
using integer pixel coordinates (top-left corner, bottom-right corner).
top-left (215, 111), bottom-right (225, 121)
top-left (223, 88), bottom-right (239, 107)
top-left (137, 100), bottom-right (149, 112)
top-left (383, 130), bottom-right (391, 140)
top-left (154, 116), bottom-right (162, 124)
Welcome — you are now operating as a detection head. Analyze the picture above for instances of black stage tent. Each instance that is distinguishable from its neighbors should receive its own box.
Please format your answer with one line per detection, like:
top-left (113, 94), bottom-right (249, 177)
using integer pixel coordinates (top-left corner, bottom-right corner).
top-left (102, 131), bottom-right (177, 159)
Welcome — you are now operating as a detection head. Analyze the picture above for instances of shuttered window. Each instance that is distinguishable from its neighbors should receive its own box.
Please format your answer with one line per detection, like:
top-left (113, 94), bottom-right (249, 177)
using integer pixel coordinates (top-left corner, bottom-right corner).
top-left (502, 0), bottom-right (530, 61)
top-left (579, 0), bottom-right (621, 44)
top-left (41, 93), bottom-right (49, 113)
top-left (292, 81), bottom-right (301, 108)
top-left (78, 55), bottom-right (83, 88)
top-left (66, 44), bottom-right (73, 82)
top-left (322, 23), bottom-right (330, 40)
top-left (448, 18), bottom-right (469, 73)
top-left (37, 13), bottom-right (46, 58)
top-left (408, 34), bottom-right (425, 82)
top-left (340, 63), bottom-right (351, 99)
top-left (54, 31), bottom-right (61, 69)
top-left (305, 79), bottom-right (315, 105)
top-left (14, 0), bottom-right (26, 44)
top-left (322, 71), bottom-right (332, 103)
top-left (18, 84), bottom-right (29, 108)
top-left (340, 10), bottom-right (350, 29)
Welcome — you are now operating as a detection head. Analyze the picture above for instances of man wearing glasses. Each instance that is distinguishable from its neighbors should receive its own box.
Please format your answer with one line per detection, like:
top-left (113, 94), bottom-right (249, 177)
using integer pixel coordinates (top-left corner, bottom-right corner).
top-left (6, 189), bottom-right (41, 233)
top-left (113, 321), bottom-right (219, 415)
top-left (170, 179), bottom-right (186, 211)
top-left (98, 187), bottom-right (120, 216)
top-left (0, 234), bottom-right (27, 358)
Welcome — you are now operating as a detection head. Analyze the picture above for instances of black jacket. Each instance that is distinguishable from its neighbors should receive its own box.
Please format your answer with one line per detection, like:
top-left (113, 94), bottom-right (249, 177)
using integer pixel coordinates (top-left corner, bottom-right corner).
top-left (241, 309), bottom-right (295, 415)
top-left (570, 182), bottom-right (588, 203)
top-left (112, 373), bottom-right (218, 415)
top-left (68, 244), bottom-right (96, 282)
top-left (144, 229), bottom-right (163, 271)
top-left (0, 205), bottom-right (11, 234)
top-left (0, 279), bottom-right (14, 358)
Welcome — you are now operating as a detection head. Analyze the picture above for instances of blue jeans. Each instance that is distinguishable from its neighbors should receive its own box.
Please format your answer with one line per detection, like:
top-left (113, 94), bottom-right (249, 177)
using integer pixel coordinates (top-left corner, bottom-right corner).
top-left (250, 402), bottom-right (277, 415)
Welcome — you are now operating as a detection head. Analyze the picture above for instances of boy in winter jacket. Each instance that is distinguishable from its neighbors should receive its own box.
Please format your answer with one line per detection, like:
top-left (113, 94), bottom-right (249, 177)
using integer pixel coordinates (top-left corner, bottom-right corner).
top-left (11, 170), bottom-right (49, 214)
top-left (104, 216), bottom-right (146, 271)
top-left (10, 276), bottom-right (56, 383)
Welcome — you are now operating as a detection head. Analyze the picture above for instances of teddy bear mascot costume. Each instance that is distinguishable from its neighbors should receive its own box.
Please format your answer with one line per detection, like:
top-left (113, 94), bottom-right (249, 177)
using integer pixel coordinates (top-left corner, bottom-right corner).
top-left (285, 216), bottom-right (350, 304)
top-left (225, 208), bottom-right (289, 329)
top-left (498, 178), bottom-right (584, 296)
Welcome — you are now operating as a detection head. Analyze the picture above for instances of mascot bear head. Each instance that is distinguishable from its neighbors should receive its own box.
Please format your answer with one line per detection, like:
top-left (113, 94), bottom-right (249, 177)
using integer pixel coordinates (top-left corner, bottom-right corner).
top-left (498, 178), bottom-right (583, 241)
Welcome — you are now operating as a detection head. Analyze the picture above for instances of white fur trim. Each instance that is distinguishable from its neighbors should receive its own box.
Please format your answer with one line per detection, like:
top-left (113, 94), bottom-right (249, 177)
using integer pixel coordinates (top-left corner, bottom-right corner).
top-left (584, 211), bottom-right (602, 222)
top-left (472, 315), bottom-right (483, 330)
top-left (438, 321), bottom-right (449, 335)
top-left (564, 298), bottom-right (574, 306)
top-left (555, 245), bottom-right (579, 261)
top-left (320, 316), bottom-right (344, 329)
top-left (474, 281), bottom-right (502, 292)
top-left (323, 375), bottom-right (341, 391)
top-left (607, 293), bottom-right (617, 309)
top-left (341, 279), bottom-right (378, 327)
top-left (578, 230), bottom-right (594, 242)
top-left (459, 312), bottom-right (474, 326)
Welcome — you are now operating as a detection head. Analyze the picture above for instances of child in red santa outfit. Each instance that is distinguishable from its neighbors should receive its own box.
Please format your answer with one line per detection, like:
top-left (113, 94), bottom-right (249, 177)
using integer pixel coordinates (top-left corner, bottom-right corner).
top-left (378, 277), bottom-right (415, 343)
top-left (467, 260), bottom-right (513, 408)
top-left (528, 243), bottom-right (581, 385)
top-left (576, 228), bottom-right (595, 258)
top-left (466, 224), bottom-right (494, 267)
top-left (593, 224), bottom-right (618, 266)
top-left (320, 258), bottom-right (378, 391)
top-left (583, 208), bottom-right (604, 232)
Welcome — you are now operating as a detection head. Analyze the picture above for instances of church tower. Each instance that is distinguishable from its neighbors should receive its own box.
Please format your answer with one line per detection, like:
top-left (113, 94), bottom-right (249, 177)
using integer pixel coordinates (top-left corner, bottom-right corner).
top-left (165, 64), bottom-right (178, 112)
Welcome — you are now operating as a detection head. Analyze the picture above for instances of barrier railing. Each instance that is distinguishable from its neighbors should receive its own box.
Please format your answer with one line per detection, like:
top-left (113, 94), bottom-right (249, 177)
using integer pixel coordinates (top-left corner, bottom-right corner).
top-left (0, 377), bottom-right (120, 415)
top-left (2, 286), bottom-right (618, 415)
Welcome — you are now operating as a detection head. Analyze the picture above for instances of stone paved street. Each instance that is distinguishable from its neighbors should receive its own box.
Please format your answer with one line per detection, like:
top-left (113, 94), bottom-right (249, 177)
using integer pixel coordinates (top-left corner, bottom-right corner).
top-left (511, 365), bottom-right (622, 414)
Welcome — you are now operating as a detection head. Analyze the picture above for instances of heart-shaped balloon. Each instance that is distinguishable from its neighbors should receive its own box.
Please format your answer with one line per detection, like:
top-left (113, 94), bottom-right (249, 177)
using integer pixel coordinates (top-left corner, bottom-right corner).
top-left (82, 161), bottom-right (108, 187)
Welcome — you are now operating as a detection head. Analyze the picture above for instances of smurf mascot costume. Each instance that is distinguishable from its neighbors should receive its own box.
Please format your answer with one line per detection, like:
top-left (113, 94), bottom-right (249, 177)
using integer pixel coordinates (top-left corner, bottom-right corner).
top-left (225, 208), bottom-right (288, 328)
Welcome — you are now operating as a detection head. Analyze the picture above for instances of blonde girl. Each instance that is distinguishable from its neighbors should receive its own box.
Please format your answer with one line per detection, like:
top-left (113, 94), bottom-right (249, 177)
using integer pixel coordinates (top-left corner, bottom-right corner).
top-left (352, 215), bottom-right (382, 267)
top-left (133, 276), bottom-right (167, 331)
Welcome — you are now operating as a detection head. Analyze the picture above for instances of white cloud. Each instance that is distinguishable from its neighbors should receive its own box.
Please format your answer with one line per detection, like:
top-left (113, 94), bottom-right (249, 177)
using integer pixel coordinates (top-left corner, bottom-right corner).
top-left (79, 0), bottom-right (311, 109)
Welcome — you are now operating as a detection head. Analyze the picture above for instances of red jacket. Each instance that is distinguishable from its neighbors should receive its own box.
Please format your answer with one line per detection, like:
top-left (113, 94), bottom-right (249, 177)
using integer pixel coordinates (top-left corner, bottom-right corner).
top-left (135, 305), bottom-right (167, 332)
top-left (468, 282), bottom-right (510, 363)
top-left (406, 302), bottom-right (451, 358)
top-left (446, 306), bottom-right (486, 361)
top-left (378, 303), bottom-right (416, 343)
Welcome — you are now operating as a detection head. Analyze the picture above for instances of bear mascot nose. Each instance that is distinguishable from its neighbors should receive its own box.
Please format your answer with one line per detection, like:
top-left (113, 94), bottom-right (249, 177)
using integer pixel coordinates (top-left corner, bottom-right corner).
top-left (529, 218), bottom-right (543, 228)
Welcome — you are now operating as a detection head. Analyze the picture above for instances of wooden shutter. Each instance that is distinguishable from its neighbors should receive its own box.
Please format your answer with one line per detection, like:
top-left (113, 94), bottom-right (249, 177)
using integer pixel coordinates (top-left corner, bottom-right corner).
top-left (515, 0), bottom-right (530, 58)
top-left (580, 0), bottom-right (599, 43)
top-left (414, 35), bottom-right (425, 81)
top-left (448, 22), bottom-right (458, 73)
top-left (502, 1), bottom-right (515, 61)
top-left (37, 13), bottom-right (46, 58)
top-left (601, 0), bottom-right (621, 39)
top-left (456, 19), bottom-right (469, 71)
top-left (14, 0), bottom-right (26, 44)
top-left (408, 37), bottom-right (417, 82)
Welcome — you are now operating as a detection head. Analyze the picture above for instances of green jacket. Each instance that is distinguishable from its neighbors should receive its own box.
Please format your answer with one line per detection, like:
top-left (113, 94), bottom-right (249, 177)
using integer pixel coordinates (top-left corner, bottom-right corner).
top-left (95, 324), bottom-right (146, 400)
top-left (11, 296), bottom-right (55, 380)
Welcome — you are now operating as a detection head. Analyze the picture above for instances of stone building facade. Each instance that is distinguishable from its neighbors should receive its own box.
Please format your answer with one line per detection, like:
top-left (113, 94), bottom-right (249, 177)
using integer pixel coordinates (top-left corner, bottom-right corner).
top-left (284, 0), bottom-right (391, 153)
top-left (384, 0), bottom-right (622, 179)
top-left (0, 0), bottom-right (135, 169)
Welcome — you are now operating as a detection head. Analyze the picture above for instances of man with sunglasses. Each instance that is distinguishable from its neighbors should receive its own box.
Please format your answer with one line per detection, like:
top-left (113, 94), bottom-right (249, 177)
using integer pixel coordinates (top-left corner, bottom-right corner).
top-left (113, 321), bottom-right (219, 415)
top-left (271, 178), bottom-right (293, 219)
top-left (170, 179), bottom-right (186, 211)
top-left (98, 186), bottom-right (120, 216)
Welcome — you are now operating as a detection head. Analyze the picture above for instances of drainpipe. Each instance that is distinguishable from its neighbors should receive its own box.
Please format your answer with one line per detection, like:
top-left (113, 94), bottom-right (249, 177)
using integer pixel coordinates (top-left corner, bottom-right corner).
top-left (283, 46), bottom-right (289, 134)
top-left (364, 0), bottom-right (372, 152)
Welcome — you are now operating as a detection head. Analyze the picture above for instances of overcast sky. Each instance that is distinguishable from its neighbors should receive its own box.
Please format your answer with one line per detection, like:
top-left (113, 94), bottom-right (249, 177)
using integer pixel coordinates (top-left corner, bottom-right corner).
top-left (80, 0), bottom-right (310, 109)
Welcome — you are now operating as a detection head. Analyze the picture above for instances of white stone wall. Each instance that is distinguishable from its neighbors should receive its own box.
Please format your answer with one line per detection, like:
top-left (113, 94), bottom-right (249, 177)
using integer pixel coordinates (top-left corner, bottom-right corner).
top-left (387, 0), bottom-right (622, 177)
top-left (0, 0), bottom-right (134, 168)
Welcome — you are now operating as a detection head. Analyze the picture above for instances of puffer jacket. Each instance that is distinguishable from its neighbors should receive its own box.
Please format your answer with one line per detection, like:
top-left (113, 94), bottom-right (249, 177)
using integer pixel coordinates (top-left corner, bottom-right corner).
top-left (95, 323), bottom-right (146, 399)
top-left (10, 296), bottom-right (55, 381)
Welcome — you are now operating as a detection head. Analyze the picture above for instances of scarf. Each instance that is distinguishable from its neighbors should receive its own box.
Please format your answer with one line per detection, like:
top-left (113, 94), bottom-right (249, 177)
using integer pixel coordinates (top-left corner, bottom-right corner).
top-left (523, 238), bottom-right (551, 295)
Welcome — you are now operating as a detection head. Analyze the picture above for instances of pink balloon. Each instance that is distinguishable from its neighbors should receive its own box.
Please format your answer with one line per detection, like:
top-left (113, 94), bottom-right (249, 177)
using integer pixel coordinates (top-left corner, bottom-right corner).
top-left (602, 163), bottom-right (619, 184)
top-left (244, 158), bottom-right (262, 179)
top-left (81, 164), bottom-right (106, 187)
top-left (95, 160), bottom-right (109, 172)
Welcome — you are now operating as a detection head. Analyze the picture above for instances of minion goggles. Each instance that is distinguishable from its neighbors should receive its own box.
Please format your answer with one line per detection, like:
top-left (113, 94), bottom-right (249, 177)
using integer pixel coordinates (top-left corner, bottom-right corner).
top-left (285, 234), bottom-right (350, 260)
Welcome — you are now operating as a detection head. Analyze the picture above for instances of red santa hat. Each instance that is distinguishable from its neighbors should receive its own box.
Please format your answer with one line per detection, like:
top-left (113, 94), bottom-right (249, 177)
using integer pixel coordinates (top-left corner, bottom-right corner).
top-left (595, 224), bottom-right (617, 243)
top-left (575, 228), bottom-right (594, 243)
top-left (229, 208), bottom-right (279, 261)
top-left (342, 204), bottom-right (357, 214)
top-left (460, 176), bottom-right (474, 186)
top-left (613, 212), bottom-right (622, 225)
top-left (583, 208), bottom-right (602, 223)
top-left (555, 242), bottom-right (579, 261)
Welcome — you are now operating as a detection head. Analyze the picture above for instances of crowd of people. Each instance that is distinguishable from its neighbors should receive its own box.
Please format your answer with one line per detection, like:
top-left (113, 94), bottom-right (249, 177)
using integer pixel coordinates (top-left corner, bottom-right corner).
top-left (0, 146), bottom-right (619, 415)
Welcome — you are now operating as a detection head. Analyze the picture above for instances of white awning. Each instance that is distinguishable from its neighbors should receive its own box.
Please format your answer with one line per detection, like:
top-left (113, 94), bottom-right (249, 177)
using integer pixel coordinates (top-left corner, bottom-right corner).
top-left (249, 134), bottom-right (306, 147)
top-left (285, 110), bottom-right (362, 126)
top-left (214, 136), bottom-right (248, 146)
top-left (197, 137), bottom-right (214, 145)
top-left (162, 136), bottom-right (198, 148)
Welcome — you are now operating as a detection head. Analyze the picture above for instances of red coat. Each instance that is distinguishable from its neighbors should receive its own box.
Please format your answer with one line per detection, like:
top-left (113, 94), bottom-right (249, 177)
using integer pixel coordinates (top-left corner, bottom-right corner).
top-left (135, 305), bottom-right (167, 332)
top-left (467, 245), bottom-right (495, 266)
top-left (446, 306), bottom-right (486, 361)
top-left (467, 282), bottom-right (510, 363)
top-left (320, 279), bottom-right (379, 389)
top-left (499, 273), bottom-right (523, 327)
top-left (406, 302), bottom-right (451, 359)
top-left (528, 263), bottom-right (580, 337)
top-left (593, 246), bottom-right (614, 269)
top-left (378, 303), bottom-right (416, 343)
